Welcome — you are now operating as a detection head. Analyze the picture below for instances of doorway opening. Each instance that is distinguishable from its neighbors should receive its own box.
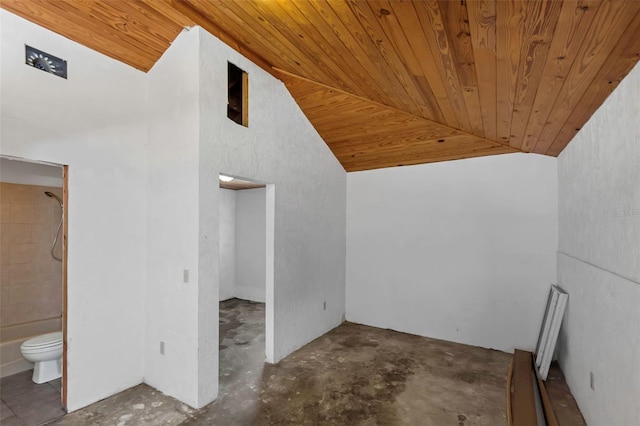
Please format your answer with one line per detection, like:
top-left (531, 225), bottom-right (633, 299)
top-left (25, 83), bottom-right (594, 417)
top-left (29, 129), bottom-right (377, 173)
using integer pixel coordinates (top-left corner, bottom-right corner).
top-left (217, 173), bottom-right (274, 404)
top-left (0, 155), bottom-right (68, 423)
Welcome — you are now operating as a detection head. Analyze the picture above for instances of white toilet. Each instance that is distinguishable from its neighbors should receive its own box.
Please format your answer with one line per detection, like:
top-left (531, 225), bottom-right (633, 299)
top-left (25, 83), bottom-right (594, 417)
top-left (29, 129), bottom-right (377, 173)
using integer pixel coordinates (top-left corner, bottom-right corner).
top-left (20, 332), bottom-right (63, 384)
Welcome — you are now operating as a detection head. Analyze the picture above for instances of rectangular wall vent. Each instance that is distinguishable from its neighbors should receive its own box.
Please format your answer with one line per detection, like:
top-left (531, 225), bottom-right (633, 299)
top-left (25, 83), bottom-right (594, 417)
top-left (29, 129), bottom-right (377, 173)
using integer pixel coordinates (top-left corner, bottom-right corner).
top-left (25, 45), bottom-right (67, 79)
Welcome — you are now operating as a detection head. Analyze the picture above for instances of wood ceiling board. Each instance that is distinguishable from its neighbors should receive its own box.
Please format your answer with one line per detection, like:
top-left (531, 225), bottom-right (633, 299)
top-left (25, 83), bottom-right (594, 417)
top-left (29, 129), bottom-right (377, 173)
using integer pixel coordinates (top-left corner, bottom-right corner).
top-left (412, 0), bottom-right (473, 133)
top-left (284, 76), bottom-right (515, 172)
top-left (222, 0), bottom-right (346, 87)
top-left (365, 0), bottom-right (445, 122)
top-left (246, 0), bottom-right (366, 97)
top-left (438, 0), bottom-right (485, 137)
top-left (519, 0), bottom-right (600, 152)
top-left (283, 78), bottom-right (459, 140)
top-left (171, 0), bottom-right (274, 75)
top-left (507, 0), bottom-right (563, 149)
top-left (387, 0), bottom-right (462, 130)
top-left (326, 120), bottom-right (461, 147)
top-left (139, 0), bottom-right (194, 28)
top-left (309, 0), bottom-right (421, 113)
top-left (337, 134), bottom-right (498, 160)
top-left (1, 0), bottom-right (186, 72)
top-left (532, 0), bottom-right (640, 154)
top-left (496, 0), bottom-right (527, 144)
top-left (329, 127), bottom-right (465, 154)
top-left (288, 1), bottom-right (399, 110)
top-left (547, 9), bottom-right (640, 156)
top-left (343, 145), bottom-right (517, 173)
top-left (328, 2), bottom-right (424, 116)
top-left (219, 179), bottom-right (265, 191)
top-left (467, 0), bottom-right (498, 141)
top-left (341, 1), bottom-right (441, 120)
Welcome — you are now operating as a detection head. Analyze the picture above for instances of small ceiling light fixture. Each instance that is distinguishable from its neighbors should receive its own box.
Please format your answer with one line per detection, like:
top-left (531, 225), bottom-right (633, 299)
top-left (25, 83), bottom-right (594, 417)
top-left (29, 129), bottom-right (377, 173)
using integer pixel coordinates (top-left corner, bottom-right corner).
top-left (219, 174), bottom-right (234, 182)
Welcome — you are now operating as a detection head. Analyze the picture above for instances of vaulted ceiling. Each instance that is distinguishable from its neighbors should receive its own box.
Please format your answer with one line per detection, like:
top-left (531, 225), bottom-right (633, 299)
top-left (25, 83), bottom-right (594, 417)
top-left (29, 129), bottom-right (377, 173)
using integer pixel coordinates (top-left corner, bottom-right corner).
top-left (3, 0), bottom-right (640, 171)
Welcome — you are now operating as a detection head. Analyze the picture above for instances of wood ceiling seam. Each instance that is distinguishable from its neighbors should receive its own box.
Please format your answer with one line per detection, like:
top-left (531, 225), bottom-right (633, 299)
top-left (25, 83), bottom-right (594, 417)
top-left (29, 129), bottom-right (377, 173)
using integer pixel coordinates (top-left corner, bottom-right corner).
top-left (412, 0), bottom-right (474, 134)
top-left (328, 127), bottom-right (464, 151)
top-left (342, 146), bottom-right (516, 172)
top-left (320, 114), bottom-right (447, 132)
top-left (341, 143), bottom-right (514, 163)
top-left (331, 135), bottom-right (486, 157)
top-left (496, 0), bottom-right (527, 145)
top-left (190, 0), bottom-right (321, 78)
top-left (322, 127), bottom-right (446, 142)
top-left (466, 0), bottom-right (498, 141)
top-left (273, 1), bottom-right (375, 103)
top-left (507, 0), bottom-right (564, 150)
top-left (345, 1), bottom-right (443, 122)
top-left (221, 0), bottom-right (362, 100)
top-left (389, 0), bottom-right (462, 130)
top-left (276, 68), bottom-right (525, 154)
top-left (519, 0), bottom-right (600, 152)
top-left (532, 0), bottom-right (640, 154)
top-left (367, 0), bottom-right (445, 123)
top-left (329, 0), bottom-right (424, 114)
top-left (238, 0), bottom-right (360, 96)
top-left (438, 0), bottom-right (485, 138)
top-left (170, 0), bottom-right (275, 76)
top-left (290, 1), bottom-right (399, 111)
top-left (328, 125), bottom-right (463, 148)
top-left (340, 140), bottom-right (509, 163)
top-left (317, 1), bottom-right (417, 113)
top-left (546, 8), bottom-right (640, 156)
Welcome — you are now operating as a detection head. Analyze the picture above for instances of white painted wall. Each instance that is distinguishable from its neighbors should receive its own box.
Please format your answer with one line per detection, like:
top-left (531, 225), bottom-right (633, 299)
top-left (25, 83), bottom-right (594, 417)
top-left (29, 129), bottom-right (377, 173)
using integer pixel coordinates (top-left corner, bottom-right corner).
top-left (235, 188), bottom-right (266, 303)
top-left (219, 188), bottom-right (236, 301)
top-left (346, 153), bottom-right (558, 353)
top-left (145, 28), bottom-right (201, 407)
top-left (141, 28), bottom-right (346, 408)
top-left (198, 28), bottom-right (347, 375)
top-left (556, 62), bottom-right (640, 426)
top-left (0, 158), bottom-right (63, 187)
top-left (0, 10), bottom-right (147, 411)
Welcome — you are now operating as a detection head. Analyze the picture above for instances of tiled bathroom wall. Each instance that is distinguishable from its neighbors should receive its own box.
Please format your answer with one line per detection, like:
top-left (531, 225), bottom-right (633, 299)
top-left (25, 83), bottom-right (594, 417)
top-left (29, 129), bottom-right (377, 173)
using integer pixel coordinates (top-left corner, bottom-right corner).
top-left (0, 183), bottom-right (63, 327)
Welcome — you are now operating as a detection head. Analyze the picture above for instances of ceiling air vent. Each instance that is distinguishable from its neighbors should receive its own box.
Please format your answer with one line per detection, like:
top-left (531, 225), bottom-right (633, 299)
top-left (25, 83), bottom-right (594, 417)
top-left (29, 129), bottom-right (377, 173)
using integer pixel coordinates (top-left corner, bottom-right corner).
top-left (25, 45), bottom-right (67, 79)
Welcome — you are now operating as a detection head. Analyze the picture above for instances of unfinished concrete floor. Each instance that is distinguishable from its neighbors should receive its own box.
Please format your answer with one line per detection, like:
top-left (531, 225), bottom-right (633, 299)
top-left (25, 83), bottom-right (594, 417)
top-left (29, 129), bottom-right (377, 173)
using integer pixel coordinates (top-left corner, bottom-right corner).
top-left (52, 299), bottom-right (584, 425)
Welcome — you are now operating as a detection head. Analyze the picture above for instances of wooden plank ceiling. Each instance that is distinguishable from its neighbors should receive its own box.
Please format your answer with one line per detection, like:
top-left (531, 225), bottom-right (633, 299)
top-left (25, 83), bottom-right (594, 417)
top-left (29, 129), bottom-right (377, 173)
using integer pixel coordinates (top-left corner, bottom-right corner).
top-left (3, 0), bottom-right (640, 171)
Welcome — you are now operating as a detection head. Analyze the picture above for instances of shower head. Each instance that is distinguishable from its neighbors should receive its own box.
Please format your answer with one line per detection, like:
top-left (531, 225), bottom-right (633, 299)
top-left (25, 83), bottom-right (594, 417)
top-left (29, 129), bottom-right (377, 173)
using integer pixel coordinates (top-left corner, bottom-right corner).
top-left (44, 191), bottom-right (63, 208)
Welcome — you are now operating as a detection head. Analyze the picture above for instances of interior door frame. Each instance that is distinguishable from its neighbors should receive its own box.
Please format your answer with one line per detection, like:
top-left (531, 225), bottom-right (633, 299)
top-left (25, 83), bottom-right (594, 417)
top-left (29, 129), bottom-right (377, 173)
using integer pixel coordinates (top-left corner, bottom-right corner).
top-left (61, 165), bottom-right (68, 410)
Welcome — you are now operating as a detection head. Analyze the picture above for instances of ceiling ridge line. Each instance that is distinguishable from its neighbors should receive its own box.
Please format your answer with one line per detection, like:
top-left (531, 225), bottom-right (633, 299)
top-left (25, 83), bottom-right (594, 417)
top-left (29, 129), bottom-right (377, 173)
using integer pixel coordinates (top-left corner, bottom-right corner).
top-left (272, 67), bottom-right (523, 154)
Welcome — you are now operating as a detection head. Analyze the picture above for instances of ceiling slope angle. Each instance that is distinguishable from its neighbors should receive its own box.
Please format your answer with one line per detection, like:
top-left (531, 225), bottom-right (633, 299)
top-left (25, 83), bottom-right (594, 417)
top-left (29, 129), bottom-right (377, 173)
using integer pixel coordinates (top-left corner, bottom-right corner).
top-left (2, 0), bottom-right (640, 171)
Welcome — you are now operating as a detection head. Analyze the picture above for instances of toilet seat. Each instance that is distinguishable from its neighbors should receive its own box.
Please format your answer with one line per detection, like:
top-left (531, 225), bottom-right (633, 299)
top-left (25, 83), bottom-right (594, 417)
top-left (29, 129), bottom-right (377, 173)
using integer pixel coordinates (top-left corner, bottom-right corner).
top-left (21, 332), bottom-right (62, 351)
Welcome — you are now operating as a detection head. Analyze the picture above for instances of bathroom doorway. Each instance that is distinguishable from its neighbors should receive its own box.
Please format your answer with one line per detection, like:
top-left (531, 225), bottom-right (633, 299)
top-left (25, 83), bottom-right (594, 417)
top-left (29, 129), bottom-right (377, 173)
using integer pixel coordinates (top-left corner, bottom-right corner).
top-left (216, 173), bottom-right (274, 410)
top-left (0, 156), bottom-right (68, 422)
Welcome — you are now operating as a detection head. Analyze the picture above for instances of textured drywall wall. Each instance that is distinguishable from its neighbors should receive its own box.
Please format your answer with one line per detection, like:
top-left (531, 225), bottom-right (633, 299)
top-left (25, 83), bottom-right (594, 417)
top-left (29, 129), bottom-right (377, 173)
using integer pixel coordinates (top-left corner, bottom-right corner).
top-left (142, 27), bottom-right (346, 408)
top-left (219, 188), bottom-right (236, 301)
top-left (235, 188), bottom-right (266, 303)
top-left (198, 27), bottom-right (347, 375)
top-left (557, 62), bottom-right (640, 425)
top-left (346, 153), bottom-right (558, 352)
top-left (0, 10), bottom-right (147, 411)
top-left (145, 28), bottom-right (201, 407)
